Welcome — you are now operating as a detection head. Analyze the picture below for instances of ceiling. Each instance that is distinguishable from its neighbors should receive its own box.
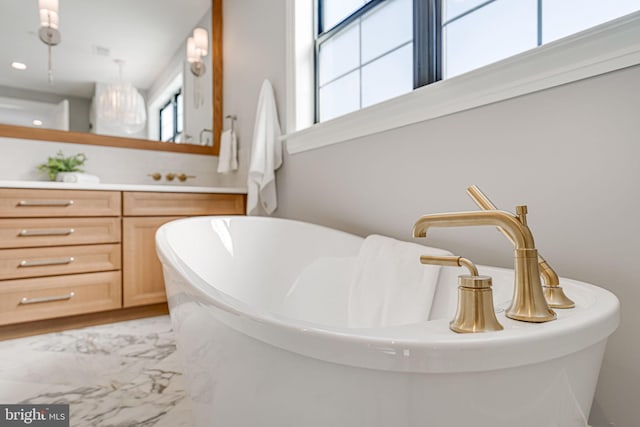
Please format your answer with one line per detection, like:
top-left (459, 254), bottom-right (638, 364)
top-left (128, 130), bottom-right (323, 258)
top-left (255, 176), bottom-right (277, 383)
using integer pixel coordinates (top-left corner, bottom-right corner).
top-left (0, 0), bottom-right (211, 99)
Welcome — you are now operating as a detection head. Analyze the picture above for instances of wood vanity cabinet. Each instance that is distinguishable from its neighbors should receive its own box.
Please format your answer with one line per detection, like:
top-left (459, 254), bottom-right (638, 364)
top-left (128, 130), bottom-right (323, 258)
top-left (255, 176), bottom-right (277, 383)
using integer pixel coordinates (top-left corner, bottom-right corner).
top-left (0, 187), bottom-right (245, 336)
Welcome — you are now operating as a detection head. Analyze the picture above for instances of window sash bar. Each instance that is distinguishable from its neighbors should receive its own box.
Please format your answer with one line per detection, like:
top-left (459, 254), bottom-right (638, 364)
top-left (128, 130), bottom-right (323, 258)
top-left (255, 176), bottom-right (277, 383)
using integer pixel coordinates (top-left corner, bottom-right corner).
top-left (414, 0), bottom-right (442, 87)
top-left (537, 0), bottom-right (543, 46)
top-left (172, 92), bottom-right (179, 142)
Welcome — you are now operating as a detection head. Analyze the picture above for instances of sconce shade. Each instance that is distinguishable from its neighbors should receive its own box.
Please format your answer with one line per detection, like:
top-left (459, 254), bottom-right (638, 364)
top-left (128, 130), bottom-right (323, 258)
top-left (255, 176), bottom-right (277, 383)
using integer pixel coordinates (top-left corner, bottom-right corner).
top-left (39, 0), bottom-right (59, 13)
top-left (38, 0), bottom-right (59, 29)
top-left (187, 37), bottom-right (199, 63)
top-left (193, 27), bottom-right (208, 57)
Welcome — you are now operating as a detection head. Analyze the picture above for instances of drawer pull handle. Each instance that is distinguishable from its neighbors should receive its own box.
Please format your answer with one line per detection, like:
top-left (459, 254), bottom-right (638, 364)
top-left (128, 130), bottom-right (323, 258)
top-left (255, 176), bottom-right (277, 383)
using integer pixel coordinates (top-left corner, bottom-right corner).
top-left (20, 292), bottom-right (76, 305)
top-left (17, 200), bottom-right (74, 207)
top-left (19, 257), bottom-right (75, 268)
top-left (18, 228), bottom-right (75, 237)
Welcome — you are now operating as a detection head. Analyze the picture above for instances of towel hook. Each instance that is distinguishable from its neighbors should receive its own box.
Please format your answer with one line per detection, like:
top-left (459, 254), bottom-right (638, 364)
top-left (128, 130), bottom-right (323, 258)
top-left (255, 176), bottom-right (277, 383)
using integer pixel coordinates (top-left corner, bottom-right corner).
top-left (225, 114), bottom-right (237, 133)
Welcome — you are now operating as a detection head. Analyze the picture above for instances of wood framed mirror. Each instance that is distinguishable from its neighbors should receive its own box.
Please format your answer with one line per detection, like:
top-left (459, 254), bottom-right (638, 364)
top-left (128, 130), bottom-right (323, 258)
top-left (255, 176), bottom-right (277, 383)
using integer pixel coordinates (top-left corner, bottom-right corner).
top-left (0, 0), bottom-right (222, 156)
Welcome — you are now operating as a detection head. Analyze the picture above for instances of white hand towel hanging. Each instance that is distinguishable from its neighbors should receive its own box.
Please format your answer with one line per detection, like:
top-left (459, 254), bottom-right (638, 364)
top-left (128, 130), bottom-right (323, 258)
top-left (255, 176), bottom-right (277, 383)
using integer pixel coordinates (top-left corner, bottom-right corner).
top-left (247, 79), bottom-right (282, 215)
top-left (217, 129), bottom-right (238, 173)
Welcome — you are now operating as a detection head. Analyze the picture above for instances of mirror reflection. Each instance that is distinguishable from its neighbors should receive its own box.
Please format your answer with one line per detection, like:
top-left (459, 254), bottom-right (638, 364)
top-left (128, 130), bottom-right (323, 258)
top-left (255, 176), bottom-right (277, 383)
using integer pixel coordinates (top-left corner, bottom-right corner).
top-left (0, 0), bottom-right (215, 146)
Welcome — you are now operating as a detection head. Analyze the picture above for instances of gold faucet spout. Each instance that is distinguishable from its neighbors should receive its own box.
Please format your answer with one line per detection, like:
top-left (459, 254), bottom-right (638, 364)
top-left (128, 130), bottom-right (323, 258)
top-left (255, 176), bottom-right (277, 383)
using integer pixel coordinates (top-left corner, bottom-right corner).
top-left (413, 208), bottom-right (556, 323)
top-left (413, 210), bottom-right (535, 249)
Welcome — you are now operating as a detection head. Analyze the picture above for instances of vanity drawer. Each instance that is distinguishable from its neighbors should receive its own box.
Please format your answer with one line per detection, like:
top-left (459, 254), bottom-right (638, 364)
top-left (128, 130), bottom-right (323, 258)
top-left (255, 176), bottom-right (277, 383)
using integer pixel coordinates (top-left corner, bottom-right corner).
top-left (0, 189), bottom-right (120, 218)
top-left (0, 218), bottom-right (121, 248)
top-left (0, 271), bottom-right (122, 326)
top-left (123, 191), bottom-right (245, 216)
top-left (0, 244), bottom-right (121, 280)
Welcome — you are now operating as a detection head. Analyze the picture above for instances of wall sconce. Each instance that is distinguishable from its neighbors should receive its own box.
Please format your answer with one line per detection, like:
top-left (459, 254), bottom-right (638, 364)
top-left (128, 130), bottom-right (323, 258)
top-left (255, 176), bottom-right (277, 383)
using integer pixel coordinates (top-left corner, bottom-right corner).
top-left (38, 0), bottom-right (61, 84)
top-left (187, 27), bottom-right (208, 77)
top-left (186, 27), bottom-right (208, 108)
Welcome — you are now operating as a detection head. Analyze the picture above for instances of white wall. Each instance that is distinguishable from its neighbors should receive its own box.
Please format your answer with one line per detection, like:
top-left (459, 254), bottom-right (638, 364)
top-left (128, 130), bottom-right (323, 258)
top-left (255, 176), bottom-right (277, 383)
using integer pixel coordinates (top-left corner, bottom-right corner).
top-left (219, 0), bottom-right (287, 188)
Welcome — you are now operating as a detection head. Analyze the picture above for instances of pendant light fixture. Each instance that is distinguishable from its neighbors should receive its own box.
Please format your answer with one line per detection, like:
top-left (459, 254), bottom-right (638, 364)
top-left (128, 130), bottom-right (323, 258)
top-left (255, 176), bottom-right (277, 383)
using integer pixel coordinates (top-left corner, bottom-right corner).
top-left (38, 0), bottom-right (61, 84)
top-left (96, 59), bottom-right (147, 135)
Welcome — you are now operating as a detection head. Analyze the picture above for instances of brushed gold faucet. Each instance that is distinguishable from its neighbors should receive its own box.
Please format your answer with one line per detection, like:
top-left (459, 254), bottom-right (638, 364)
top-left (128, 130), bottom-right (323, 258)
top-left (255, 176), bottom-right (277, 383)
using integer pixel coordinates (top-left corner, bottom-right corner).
top-left (420, 255), bottom-right (503, 333)
top-left (466, 185), bottom-right (575, 309)
top-left (413, 209), bottom-right (557, 323)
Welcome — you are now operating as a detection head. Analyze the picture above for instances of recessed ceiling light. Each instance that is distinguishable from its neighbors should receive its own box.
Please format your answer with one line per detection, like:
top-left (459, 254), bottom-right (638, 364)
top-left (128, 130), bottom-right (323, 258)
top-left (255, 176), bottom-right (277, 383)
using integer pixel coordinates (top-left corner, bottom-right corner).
top-left (32, 119), bottom-right (43, 126)
top-left (11, 62), bottom-right (27, 71)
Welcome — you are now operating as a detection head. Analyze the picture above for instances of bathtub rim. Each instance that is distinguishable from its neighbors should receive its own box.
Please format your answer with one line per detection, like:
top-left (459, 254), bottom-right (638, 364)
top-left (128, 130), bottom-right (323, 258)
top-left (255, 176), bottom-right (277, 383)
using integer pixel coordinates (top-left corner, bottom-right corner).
top-left (156, 216), bottom-right (620, 374)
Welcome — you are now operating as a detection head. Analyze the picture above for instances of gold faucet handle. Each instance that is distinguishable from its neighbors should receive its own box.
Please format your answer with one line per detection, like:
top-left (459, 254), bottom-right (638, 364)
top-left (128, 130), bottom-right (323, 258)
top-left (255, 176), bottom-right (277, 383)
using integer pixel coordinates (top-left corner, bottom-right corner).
top-left (165, 173), bottom-right (176, 181)
top-left (422, 254), bottom-right (503, 333)
top-left (148, 173), bottom-right (162, 181)
top-left (177, 174), bottom-right (196, 182)
top-left (420, 255), bottom-right (479, 276)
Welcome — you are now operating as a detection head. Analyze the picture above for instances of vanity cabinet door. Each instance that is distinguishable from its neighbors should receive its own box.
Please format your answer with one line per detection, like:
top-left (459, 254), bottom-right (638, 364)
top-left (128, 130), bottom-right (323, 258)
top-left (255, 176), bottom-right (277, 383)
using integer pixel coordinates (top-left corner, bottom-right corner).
top-left (121, 191), bottom-right (245, 308)
top-left (122, 216), bottom-right (182, 307)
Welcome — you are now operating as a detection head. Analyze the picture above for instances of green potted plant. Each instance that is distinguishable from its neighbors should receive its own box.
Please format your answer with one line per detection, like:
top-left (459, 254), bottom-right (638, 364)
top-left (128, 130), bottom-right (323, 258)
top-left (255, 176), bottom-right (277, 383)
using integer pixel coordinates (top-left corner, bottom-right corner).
top-left (38, 151), bottom-right (88, 181)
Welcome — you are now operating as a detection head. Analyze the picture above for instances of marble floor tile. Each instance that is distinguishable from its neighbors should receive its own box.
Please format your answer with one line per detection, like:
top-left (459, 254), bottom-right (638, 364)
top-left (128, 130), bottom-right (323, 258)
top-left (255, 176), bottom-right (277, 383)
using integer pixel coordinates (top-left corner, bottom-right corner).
top-left (0, 348), bottom-right (150, 388)
top-left (153, 397), bottom-right (195, 427)
top-left (0, 379), bottom-right (54, 403)
top-left (0, 315), bottom-right (194, 427)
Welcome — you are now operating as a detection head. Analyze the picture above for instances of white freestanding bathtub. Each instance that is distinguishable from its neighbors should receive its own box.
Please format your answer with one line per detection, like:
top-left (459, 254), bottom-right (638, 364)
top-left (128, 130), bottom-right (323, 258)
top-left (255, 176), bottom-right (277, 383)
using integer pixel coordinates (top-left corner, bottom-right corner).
top-left (156, 216), bottom-right (619, 427)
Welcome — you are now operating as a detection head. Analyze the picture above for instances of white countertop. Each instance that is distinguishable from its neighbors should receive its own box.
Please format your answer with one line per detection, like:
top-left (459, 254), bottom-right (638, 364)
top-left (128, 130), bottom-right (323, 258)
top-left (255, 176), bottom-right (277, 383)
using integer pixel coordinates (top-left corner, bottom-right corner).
top-left (0, 180), bottom-right (247, 194)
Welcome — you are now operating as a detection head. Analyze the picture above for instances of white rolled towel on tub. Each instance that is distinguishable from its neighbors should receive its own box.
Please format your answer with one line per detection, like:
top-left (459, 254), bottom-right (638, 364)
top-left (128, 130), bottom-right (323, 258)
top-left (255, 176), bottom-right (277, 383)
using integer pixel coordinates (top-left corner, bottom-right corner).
top-left (348, 234), bottom-right (452, 328)
top-left (56, 172), bottom-right (100, 184)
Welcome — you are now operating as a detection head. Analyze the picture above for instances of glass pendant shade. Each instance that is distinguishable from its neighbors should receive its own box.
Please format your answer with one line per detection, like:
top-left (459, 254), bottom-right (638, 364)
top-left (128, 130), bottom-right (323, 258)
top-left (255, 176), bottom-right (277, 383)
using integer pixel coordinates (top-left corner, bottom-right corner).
top-left (97, 82), bottom-right (147, 134)
top-left (96, 60), bottom-right (147, 135)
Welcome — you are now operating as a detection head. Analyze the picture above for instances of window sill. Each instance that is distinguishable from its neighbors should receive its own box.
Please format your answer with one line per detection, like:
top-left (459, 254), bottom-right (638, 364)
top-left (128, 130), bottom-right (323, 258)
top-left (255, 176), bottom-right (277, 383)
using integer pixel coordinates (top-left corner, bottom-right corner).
top-left (284, 12), bottom-right (640, 155)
